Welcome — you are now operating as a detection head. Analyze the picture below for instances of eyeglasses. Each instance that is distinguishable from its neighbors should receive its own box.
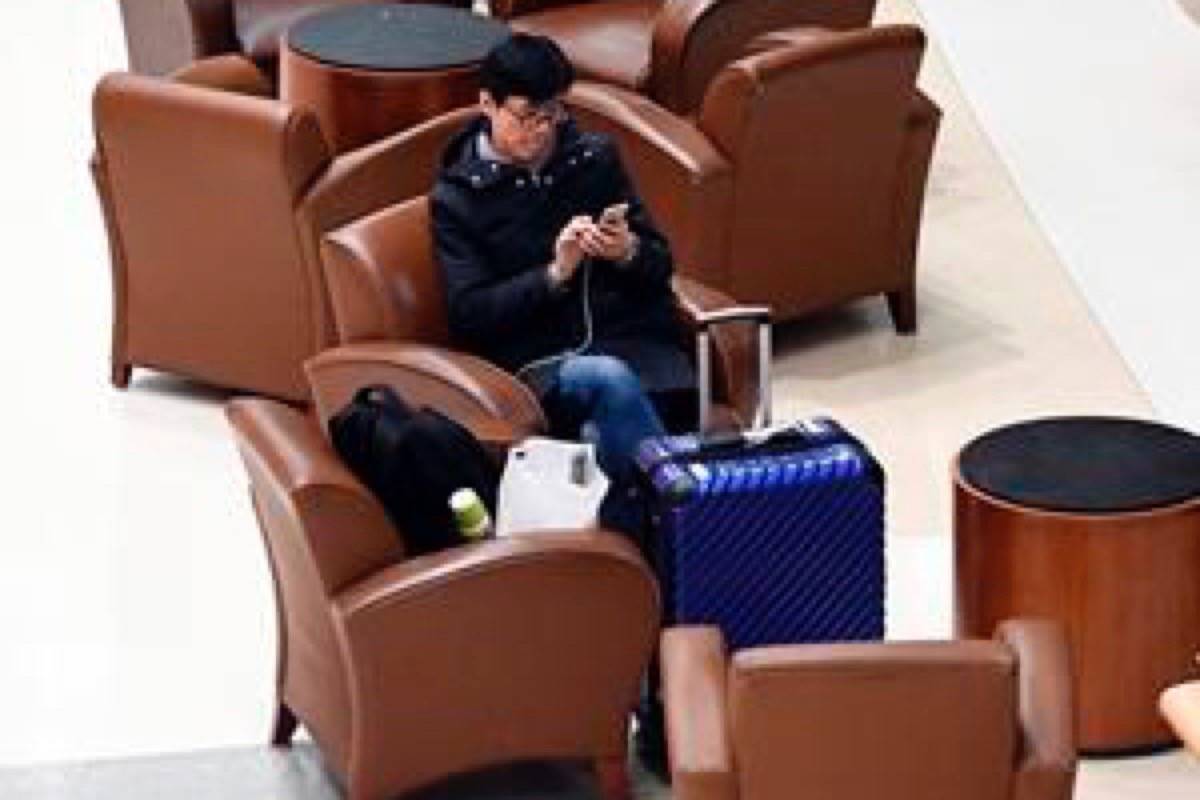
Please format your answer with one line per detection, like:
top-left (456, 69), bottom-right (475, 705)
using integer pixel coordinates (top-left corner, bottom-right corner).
top-left (500, 100), bottom-right (566, 131)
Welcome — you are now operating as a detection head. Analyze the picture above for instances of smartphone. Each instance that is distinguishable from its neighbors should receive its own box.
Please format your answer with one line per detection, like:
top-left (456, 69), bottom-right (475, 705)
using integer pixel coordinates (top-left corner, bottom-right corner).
top-left (598, 202), bottom-right (629, 227)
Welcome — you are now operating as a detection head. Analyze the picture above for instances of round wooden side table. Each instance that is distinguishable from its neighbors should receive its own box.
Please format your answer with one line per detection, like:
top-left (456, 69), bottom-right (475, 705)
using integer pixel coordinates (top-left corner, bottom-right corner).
top-left (954, 416), bottom-right (1200, 752)
top-left (280, 4), bottom-right (508, 154)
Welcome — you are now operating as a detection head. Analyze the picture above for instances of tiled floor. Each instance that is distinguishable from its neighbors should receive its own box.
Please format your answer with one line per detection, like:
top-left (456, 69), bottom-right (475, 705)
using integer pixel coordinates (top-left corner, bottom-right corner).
top-left (0, 0), bottom-right (1196, 796)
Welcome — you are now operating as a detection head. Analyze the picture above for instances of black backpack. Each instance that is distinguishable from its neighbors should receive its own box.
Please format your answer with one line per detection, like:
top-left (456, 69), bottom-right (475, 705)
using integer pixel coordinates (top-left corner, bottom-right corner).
top-left (328, 385), bottom-right (500, 555)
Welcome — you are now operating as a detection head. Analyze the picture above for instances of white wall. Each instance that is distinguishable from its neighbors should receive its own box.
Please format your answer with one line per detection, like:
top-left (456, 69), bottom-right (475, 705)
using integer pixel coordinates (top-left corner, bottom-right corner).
top-left (913, 0), bottom-right (1200, 431)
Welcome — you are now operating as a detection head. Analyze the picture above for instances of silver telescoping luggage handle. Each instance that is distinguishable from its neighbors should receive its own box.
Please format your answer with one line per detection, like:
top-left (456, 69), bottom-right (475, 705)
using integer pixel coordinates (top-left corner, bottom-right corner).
top-left (694, 305), bottom-right (772, 432)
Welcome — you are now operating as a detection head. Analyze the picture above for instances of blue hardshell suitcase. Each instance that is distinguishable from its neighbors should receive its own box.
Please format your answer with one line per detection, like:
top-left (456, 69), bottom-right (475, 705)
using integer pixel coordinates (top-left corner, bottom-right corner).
top-left (634, 308), bottom-right (885, 651)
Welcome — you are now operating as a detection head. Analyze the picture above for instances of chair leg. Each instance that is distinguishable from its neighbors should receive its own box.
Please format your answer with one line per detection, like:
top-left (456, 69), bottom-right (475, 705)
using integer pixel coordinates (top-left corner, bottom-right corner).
top-left (111, 360), bottom-right (131, 389)
top-left (270, 702), bottom-right (298, 746)
top-left (594, 754), bottom-right (632, 800)
top-left (886, 285), bottom-right (917, 335)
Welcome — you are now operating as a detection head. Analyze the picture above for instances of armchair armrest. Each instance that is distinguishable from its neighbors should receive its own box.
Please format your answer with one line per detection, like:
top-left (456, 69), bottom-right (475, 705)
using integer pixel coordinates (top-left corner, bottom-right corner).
top-left (305, 343), bottom-right (547, 444)
top-left (337, 528), bottom-right (651, 614)
top-left (994, 620), bottom-right (1077, 800)
top-left (650, 0), bottom-right (876, 114)
top-left (333, 530), bottom-right (660, 794)
top-left (567, 82), bottom-right (734, 291)
top-left (661, 626), bottom-right (736, 800)
top-left (169, 54), bottom-right (273, 97)
top-left (1161, 680), bottom-right (1200, 756)
top-left (297, 107), bottom-right (477, 260)
top-left (118, 0), bottom-right (237, 76)
top-left (226, 398), bottom-right (404, 592)
top-left (673, 277), bottom-right (755, 427)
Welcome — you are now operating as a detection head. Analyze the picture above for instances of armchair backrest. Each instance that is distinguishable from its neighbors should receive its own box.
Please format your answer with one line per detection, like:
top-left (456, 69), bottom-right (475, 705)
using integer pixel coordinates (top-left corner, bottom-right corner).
top-left (729, 641), bottom-right (1017, 800)
top-left (696, 25), bottom-right (926, 316)
top-left (649, 0), bottom-right (878, 115)
top-left (226, 397), bottom-right (402, 768)
top-left (314, 197), bottom-right (556, 428)
top-left (566, 85), bottom-right (736, 290)
top-left (93, 73), bottom-right (333, 400)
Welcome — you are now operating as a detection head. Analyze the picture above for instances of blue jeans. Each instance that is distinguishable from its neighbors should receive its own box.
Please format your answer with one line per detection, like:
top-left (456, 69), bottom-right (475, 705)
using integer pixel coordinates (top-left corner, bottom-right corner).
top-left (547, 355), bottom-right (666, 480)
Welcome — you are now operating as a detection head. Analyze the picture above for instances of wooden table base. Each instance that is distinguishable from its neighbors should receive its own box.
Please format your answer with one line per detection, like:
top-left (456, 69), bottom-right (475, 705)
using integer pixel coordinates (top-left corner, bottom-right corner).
top-left (954, 471), bottom-right (1200, 752)
top-left (281, 45), bottom-right (483, 154)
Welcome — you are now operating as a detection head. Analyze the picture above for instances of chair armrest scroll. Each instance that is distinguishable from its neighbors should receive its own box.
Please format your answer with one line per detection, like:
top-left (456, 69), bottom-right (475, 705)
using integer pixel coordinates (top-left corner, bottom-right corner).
top-left (226, 398), bottom-right (404, 592)
top-left (305, 343), bottom-right (547, 441)
top-left (169, 54), bottom-right (273, 96)
top-left (995, 619), bottom-right (1077, 800)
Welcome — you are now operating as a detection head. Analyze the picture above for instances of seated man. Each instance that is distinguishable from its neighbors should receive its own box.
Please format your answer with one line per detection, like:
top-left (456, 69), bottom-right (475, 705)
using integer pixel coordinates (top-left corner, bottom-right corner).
top-left (431, 33), bottom-right (696, 483)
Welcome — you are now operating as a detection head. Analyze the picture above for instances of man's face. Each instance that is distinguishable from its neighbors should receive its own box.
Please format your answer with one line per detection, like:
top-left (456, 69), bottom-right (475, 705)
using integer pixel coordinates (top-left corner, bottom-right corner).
top-left (480, 91), bottom-right (565, 166)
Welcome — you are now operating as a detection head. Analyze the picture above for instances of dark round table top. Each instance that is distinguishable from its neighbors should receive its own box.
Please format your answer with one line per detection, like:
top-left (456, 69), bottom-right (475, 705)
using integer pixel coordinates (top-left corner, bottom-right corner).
top-left (959, 416), bottom-right (1200, 513)
top-left (288, 4), bottom-right (509, 72)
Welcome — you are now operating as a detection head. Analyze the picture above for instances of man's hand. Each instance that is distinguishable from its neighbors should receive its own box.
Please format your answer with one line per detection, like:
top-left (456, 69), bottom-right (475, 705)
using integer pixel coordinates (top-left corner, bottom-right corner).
top-left (580, 214), bottom-right (638, 264)
top-left (549, 215), bottom-right (592, 286)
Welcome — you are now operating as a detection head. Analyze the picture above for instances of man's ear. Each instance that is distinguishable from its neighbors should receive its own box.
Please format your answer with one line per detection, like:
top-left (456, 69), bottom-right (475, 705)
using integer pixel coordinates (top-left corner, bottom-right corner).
top-left (479, 90), bottom-right (495, 111)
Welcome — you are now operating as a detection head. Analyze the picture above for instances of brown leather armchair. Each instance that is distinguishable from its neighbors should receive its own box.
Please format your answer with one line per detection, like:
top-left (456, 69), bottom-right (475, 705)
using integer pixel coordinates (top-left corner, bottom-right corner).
top-left (495, 0), bottom-right (877, 115)
top-left (566, 25), bottom-right (942, 331)
top-left (116, 0), bottom-right (470, 77)
top-left (662, 620), bottom-right (1077, 800)
top-left (308, 193), bottom-right (761, 435)
top-left (227, 395), bottom-right (658, 800)
top-left (92, 55), bottom-right (474, 402)
top-left (1161, 675), bottom-right (1200, 756)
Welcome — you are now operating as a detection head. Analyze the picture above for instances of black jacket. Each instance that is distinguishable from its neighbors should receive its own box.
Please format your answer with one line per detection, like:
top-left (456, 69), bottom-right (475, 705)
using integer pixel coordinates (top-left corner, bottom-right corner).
top-left (431, 115), bottom-right (694, 402)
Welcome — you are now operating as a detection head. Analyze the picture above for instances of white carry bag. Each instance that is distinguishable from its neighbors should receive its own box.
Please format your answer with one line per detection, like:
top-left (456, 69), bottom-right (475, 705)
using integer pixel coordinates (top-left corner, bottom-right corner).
top-left (495, 437), bottom-right (610, 536)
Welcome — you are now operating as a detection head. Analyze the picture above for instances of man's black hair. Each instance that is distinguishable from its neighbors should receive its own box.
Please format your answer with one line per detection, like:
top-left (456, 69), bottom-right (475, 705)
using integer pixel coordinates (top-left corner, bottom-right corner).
top-left (480, 33), bottom-right (574, 105)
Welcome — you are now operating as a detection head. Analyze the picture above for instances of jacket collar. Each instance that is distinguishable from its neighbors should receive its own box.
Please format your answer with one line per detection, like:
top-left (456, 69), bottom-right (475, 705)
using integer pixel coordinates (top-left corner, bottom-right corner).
top-left (439, 114), bottom-right (595, 190)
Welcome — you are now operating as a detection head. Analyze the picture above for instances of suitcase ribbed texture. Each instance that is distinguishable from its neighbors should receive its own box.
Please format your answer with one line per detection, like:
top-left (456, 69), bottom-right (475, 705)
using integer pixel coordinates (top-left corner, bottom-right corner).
top-left (637, 420), bottom-right (885, 651)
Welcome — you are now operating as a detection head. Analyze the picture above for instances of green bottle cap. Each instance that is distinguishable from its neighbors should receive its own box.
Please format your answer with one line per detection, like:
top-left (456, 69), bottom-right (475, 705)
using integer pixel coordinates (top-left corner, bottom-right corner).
top-left (450, 488), bottom-right (489, 538)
